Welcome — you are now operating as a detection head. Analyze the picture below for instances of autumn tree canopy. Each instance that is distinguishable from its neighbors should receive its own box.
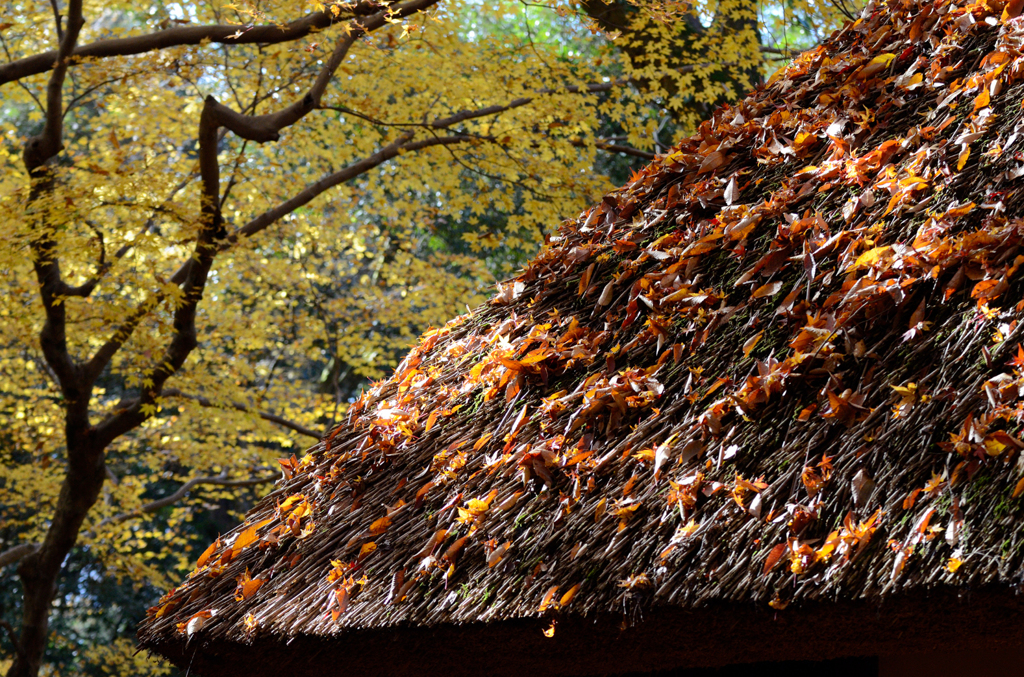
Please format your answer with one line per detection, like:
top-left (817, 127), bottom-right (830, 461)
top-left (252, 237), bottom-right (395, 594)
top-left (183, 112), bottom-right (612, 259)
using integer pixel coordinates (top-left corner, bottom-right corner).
top-left (0, 1), bottom-right (846, 676)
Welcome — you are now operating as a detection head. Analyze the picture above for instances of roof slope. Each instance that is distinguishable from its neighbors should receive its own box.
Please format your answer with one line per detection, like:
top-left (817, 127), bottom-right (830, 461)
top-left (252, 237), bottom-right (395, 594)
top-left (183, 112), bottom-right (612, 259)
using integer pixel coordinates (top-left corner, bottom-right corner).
top-left (142, 0), bottom-right (1024, 672)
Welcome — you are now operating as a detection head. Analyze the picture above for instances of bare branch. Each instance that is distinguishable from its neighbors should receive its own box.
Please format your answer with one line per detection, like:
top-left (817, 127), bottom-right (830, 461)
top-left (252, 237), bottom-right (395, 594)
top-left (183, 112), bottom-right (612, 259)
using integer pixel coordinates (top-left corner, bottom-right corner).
top-left (571, 138), bottom-right (657, 160)
top-left (0, 619), bottom-right (25, 661)
top-left (140, 473), bottom-right (279, 513)
top-left (89, 473), bottom-right (278, 534)
top-left (321, 88), bottom-right (602, 131)
top-left (48, 0), bottom-right (63, 42)
top-left (233, 133), bottom-right (474, 244)
top-left (0, 543), bottom-right (40, 570)
top-left (0, 1), bottom-right (393, 86)
top-left (594, 140), bottom-right (657, 159)
top-left (2, 471), bottom-right (275, 571)
top-left (761, 45), bottom-right (801, 57)
top-left (160, 388), bottom-right (322, 440)
top-left (82, 295), bottom-right (161, 384)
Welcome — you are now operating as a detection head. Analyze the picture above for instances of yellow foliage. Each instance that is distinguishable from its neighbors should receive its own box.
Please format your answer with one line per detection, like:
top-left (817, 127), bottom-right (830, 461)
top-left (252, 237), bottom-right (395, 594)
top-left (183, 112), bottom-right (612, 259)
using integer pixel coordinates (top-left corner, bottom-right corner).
top-left (79, 638), bottom-right (172, 677)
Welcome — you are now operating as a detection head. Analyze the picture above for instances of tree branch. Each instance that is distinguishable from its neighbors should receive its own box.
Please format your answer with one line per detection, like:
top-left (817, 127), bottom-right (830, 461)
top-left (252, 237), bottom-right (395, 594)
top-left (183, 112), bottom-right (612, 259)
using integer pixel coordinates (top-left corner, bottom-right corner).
top-left (572, 137), bottom-right (657, 160)
top-left (175, 76), bottom-right (659, 286)
top-left (158, 132), bottom-right (480, 289)
top-left (761, 46), bottom-right (799, 56)
top-left (23, 0), bottom-right (86, 404)
top-left (89, 472), bottom-right (278, 534)
top-left (84, 1), bottom-right (441, 388)
top-left (232, 133), bottom-right (474, 244)
top-left (1, 471), bottom-right (276, 572)
top-left (102, 73), bottom-right (653, 349)
top-left (0, 543), bottom-right (40, 570)
top-left (0, 619), bottom-right (25, 661)
top-left (91, 0), bottom-right (440, 449)
top-left (139, 473), bottom-right (279, 513)
top-left (86, 99), bottom-right (231, 447)
top-left (160, 388), bottom-right (321, 440)
top-left (75, 178), bottom-right (200, 373)
top-left (10, 21), bottom-right (114, 674)
top-left (82, 296), bottom-right (161, 385)
top-left (0, 1), bottom-right (392, 86)
top-left (202, 0), bottom-right (439, 145)
top-left (30, 1), bottom-right (83, 168)
top-left (8, 3), bottom-right (442, 675)
top-left (319, 64), bottom-right (717, 135)
top-left (48, 0), bottom-right (63, 41)
top-left (319, 82), bottom-right (615, 131)
top-left (94, 38), bottom-right (552, 375)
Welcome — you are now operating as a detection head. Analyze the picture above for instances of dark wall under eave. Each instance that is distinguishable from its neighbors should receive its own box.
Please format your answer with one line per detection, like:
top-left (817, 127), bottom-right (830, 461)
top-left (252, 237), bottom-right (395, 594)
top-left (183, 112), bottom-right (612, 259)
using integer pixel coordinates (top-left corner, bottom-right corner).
top-left (638, 650), bottom-right (1024, 677)
top-left (636, 656), bottom-right (879, 677)
top-left (145, 587), bottom-right (1024, 677)
top-left (880, 649), bottom-right (1024, 677)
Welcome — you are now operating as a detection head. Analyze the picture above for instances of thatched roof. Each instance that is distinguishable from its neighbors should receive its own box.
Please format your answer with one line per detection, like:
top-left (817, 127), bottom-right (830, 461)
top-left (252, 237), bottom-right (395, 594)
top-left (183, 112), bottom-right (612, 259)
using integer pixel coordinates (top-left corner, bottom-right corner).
top-left (140, 1), bottom-right (1024, 673)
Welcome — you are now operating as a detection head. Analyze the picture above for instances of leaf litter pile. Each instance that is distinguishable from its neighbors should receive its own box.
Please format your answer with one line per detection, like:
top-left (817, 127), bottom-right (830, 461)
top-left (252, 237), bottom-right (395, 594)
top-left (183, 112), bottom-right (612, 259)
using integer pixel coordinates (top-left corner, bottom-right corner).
top-left (142, 0), bottom-right (1024, 653)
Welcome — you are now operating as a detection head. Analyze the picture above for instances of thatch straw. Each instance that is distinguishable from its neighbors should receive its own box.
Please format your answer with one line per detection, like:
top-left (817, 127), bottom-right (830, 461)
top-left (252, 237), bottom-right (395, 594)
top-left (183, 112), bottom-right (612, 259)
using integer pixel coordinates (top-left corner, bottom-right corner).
top-left (141, 0), bottom-right (1024, 669)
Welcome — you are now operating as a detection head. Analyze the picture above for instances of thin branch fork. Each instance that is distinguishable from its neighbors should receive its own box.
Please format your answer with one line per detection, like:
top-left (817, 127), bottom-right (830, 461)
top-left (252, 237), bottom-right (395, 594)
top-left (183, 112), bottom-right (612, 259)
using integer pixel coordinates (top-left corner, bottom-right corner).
top-left (1, 472), bottom-right (278, 570)
top-left (202, 0), bottom-right (439, 145)
top-left (89, 471), bottom-right (278, 533)
top-left (0, 619), bottom-right (25, 660)
top-left (163, 130), bottom-right (475, 289)
top-left (159, 388), bottom-right (322, 440)
top-left (327, 96), bottom-right (658, 157)
top-left (572, 138), bottom-right (656, 160)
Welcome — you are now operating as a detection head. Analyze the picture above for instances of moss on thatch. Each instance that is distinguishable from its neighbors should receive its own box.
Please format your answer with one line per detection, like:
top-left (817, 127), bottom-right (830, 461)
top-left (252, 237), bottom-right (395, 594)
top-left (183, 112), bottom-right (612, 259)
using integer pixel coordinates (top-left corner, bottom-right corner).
top-left (141, 0), bottom-right (1024, 672)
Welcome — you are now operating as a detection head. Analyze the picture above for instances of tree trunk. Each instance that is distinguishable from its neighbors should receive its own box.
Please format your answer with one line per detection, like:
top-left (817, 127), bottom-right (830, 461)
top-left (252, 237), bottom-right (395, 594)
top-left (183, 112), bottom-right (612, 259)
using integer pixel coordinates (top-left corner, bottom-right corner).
top-left (7, 432), bottom-right (106, 677)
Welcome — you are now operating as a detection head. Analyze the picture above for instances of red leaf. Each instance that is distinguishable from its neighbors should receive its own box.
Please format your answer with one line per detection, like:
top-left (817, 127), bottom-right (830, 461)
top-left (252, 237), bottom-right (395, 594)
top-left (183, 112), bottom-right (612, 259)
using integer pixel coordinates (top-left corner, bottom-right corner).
top-left (762, 543), bottom-right (788, 576)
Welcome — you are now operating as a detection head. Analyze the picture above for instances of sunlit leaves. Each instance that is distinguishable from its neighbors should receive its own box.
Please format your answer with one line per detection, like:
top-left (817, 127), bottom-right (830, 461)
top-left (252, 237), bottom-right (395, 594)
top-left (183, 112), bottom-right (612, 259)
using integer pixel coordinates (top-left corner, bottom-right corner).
top-left (234, 569), bottom-right (265, 601)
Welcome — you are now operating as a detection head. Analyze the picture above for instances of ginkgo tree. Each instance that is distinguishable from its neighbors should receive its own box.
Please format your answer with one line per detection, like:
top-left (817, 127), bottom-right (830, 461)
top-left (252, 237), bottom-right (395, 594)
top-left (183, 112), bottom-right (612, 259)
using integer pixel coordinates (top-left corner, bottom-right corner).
top-left (0, 0), bottom-right (850, 675)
